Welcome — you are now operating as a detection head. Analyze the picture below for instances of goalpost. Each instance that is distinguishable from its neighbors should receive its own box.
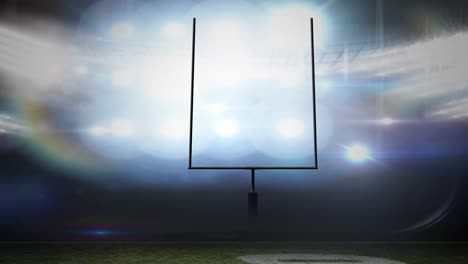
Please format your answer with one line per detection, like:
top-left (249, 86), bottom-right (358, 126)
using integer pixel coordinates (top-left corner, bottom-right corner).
top-left (188, 17), bottom-right (318, 218)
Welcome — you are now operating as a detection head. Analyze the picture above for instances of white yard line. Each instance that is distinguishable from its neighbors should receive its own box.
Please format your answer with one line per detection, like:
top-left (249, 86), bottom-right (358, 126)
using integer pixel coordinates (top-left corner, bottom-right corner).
top-left (238, 254), bottom-right (407, 264)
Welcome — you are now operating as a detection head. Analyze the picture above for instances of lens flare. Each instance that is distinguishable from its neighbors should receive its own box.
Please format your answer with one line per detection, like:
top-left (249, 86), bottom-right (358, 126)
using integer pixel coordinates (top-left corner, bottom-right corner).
top-left (160, 119), bottom-right (186, 141)
top-left (346, 144), bottom-right (371, 163)
top-left (379, 117), bottom-right (395, 126)
top-left (214, 119), bottom-right (239, 138)
top-left (277, 119), bottom-right (305, 139)
top-left (109, 119), bottom-right (135, 138)
top-left (268, 6), bottom-right (326, 48)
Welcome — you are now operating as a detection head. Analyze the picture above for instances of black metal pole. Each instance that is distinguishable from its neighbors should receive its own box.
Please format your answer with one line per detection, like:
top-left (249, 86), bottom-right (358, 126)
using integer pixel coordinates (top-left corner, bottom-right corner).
top-left (248, 169), bottom-right (258, 219)
top-left (311, 18), bottom-right (318, 169)
top-left (188, 17), bottom-right (196, 168)
top-left (251, 169), bottom-right (255, 192)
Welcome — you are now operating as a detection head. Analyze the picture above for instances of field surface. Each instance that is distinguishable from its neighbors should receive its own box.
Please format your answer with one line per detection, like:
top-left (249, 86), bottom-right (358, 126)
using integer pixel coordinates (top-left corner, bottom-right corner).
top-left (0, 242), bottom-right (467, 264)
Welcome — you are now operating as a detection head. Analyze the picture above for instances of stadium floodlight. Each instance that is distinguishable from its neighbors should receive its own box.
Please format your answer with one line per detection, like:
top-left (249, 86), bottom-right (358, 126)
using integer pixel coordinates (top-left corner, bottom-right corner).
top-left (188, 18), bottom-right (318, 218)
top-left (214, 119), bottom-right (239, 138)
top-left (277, 118), bottom-right (305, 139)
top-left (379, 117), bottom-right (395, 126)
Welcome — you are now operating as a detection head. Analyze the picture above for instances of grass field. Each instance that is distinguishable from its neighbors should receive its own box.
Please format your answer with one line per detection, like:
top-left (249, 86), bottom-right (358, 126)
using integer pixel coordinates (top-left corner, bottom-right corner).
top-left (0, 242), bottom-right (467, 264)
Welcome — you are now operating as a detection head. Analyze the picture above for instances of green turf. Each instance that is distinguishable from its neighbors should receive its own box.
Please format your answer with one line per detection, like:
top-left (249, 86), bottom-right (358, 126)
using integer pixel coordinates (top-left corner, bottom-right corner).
top-left (0, 243), bottom-right (467, 264)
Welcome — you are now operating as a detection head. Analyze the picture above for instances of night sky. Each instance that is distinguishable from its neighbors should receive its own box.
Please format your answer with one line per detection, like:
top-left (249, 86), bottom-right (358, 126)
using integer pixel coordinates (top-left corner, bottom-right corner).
top-left (1, 0), bottom-right (468, 241)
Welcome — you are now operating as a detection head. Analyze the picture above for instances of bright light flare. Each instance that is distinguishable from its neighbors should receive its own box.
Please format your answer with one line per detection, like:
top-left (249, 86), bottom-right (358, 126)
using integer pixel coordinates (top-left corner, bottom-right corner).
top-left (212, 20), bottom-right (242, 43)
top-left (111, 69), bottom-right (133, 87)
top-left (159, 119), bottom-right (186, 141)
top-left (268, 6), bottom-right (325, 48)
top-left (88, 119), bottom-right (136, 138)
top-left (135, 55), bottom-right (189, 102)
top-left (109, 119), bottom-right (135, 138)
top-left (346, 144), bottom-right (371, 163)
top-left (207, 103), bottom-right (226, 114)
top-left (135, 117), bottom-right (195, 160)
top-left (214, 119), bottom-right (239, 138)
top-left (277, 66), bottom-right (306, 87)
top-left (343, 32), bottom-right (468, 118)
top-left (88, 125), bottom-right (108, 137)
top-left (0, 114), bottom-right (24, 134)
top-left (277, 118), bottom-right (305, 138)
top-left (378, 117), bottom-right (395, 126)
top-left (0, 23), bottom-right (70, 89)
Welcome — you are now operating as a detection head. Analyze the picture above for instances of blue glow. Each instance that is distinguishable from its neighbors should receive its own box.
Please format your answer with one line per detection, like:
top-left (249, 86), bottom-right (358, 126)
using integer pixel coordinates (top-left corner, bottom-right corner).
top-left (93, 230), bottom-right (110, 236)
